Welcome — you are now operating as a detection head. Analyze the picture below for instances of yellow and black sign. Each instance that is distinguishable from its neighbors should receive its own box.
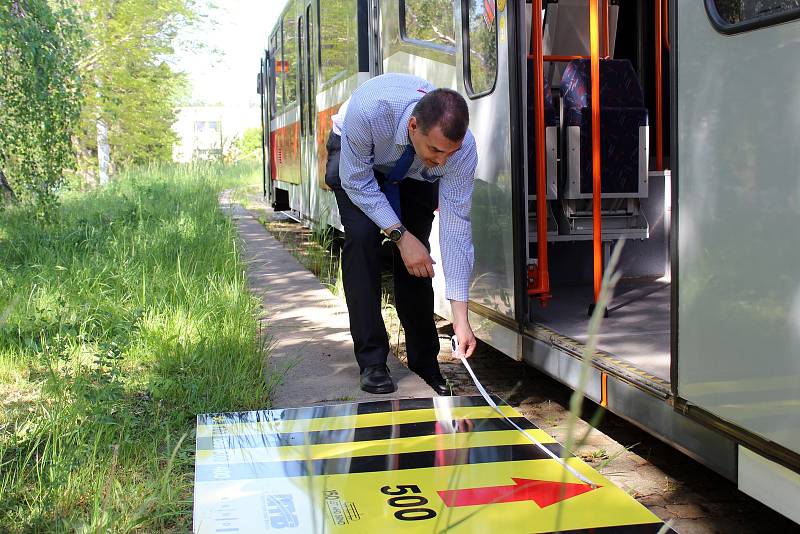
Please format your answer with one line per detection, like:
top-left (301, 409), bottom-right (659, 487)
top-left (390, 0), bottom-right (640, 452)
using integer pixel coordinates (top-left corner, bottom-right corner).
top-left (193, 396), bottom-right (671, 533)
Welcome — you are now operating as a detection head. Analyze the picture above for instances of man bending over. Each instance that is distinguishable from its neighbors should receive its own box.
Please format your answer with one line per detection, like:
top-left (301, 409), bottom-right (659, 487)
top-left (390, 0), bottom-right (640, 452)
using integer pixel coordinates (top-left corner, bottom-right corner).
top-left (324, 73), bottom-right (478, 395)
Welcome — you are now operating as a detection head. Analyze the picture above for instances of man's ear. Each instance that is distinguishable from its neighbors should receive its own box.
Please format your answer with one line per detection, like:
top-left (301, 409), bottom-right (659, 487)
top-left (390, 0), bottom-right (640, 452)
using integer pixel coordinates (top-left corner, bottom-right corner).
top-left (408, 116), bottom-right (418, 133)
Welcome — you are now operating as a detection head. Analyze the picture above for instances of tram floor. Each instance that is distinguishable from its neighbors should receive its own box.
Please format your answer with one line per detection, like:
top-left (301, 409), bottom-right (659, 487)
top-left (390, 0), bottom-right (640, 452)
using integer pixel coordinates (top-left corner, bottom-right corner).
top-left (530, 276), bottom-right (671, 382)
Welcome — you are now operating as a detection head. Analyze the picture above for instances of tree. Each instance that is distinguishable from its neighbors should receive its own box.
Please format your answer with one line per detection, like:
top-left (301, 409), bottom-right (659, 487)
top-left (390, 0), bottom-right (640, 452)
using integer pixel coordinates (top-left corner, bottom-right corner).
top-left (235, 128), bottom-right (263, 161)
top-left (403, 0), bottom-right (456, 48)
top-left (0, 0), bottom-right (84, 210)
top-left (317, 0), bottom-right (358, 85)
top-left (75, 0), bottom-right (199, 182)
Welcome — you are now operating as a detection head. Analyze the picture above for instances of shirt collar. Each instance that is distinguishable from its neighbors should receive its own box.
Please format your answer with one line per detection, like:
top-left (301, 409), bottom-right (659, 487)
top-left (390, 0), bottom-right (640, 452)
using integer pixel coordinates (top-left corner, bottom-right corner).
top-left (395, 102), bottom-right (417, 146)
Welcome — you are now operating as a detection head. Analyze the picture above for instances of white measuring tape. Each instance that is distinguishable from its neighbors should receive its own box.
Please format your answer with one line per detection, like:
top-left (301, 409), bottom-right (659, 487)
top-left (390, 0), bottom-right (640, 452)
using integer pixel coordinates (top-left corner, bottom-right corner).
top-left (450, 335), bottom-right (597, 488)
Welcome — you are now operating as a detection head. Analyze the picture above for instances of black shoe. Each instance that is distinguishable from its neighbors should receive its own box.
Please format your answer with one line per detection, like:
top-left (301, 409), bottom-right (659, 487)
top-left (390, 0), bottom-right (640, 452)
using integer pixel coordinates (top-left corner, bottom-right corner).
top-left (424, 374), bottom-right (452, 396)
top-left (360, 365), bottom-right (397, 394)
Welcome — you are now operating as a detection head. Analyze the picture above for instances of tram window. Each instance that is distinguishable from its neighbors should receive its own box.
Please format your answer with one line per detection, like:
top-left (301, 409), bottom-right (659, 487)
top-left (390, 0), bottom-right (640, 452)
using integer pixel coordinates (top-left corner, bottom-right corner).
top-left (401, 0), bottom-right (456, 50)
top-left (318, 0), bottom-right (358, 84)
top-left (463, 0), bottom-right (498, 97)
top-left (706, 0), bottom-right (800, 32)
top-left (283, 11), bottom-right (298, 107)
top-left (271, 32), bottom-right (284, 115)
top-left (306, 4), bottom-right (316, 124)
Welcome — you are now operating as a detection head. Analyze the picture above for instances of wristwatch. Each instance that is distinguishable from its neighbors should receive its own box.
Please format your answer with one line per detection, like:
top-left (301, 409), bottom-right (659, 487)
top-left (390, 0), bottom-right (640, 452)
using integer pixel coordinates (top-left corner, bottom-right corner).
top-left (386, 225), bottom-right (406, 242)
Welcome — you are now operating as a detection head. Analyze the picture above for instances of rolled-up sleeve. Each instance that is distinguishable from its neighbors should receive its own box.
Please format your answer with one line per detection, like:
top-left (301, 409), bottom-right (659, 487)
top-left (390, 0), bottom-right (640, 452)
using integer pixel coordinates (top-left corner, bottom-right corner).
top-left (338, 99), bottom-right (401, 231)
top-left (439, 133), bottom-right (477, 302)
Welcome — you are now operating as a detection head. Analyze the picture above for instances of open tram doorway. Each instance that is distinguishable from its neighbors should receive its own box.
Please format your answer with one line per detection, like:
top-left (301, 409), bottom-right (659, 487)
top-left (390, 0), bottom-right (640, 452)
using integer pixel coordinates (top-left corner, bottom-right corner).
top-left (522, 0), bottom-right (673, 384)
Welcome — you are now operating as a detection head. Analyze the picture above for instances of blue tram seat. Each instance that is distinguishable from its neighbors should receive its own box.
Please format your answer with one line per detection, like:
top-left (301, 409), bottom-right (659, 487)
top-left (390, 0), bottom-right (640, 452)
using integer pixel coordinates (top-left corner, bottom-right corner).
top-left (561, 59), bottom-right (648, 198)
top-left (527, 59), bottom-right (558, 199)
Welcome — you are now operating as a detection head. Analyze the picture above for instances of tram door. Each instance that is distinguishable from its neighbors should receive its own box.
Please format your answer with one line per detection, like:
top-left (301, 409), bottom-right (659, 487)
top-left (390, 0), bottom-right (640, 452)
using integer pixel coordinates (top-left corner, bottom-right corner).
top-left (455, 1), bottom-right (520, 337)
top-left (297, 3), bottom-right (318, 219)
top-left (676, 1), bottom-right (800, 464)
top-left (259, 56), bottom-right (272, 203)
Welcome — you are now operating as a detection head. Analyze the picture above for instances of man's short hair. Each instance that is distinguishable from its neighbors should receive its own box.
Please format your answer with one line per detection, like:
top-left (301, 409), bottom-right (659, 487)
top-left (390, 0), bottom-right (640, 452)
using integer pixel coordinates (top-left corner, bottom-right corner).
top-left (412, 88), bottom-right (469, 142)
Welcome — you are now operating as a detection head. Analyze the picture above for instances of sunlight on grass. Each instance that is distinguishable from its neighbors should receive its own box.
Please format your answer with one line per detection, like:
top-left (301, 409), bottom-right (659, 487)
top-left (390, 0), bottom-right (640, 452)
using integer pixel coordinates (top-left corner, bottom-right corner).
top-left (0, 161), bottom-right (270, 531)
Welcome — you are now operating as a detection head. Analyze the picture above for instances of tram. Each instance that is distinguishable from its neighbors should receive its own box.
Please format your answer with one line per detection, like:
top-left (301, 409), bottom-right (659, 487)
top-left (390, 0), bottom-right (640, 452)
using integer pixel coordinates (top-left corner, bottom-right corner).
top-left (256, 0), bottom-right (800, 521)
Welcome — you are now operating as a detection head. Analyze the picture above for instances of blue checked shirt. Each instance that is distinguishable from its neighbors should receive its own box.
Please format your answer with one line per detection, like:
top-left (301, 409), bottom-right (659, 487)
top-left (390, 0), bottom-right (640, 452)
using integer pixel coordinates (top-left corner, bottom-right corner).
top-left (335, 74), bottom-right (477, 302)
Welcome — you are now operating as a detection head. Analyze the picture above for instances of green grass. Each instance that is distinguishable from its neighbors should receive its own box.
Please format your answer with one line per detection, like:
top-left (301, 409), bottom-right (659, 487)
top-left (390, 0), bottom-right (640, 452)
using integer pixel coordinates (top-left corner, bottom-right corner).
top-left (0, 161), bottom-right (270, 531)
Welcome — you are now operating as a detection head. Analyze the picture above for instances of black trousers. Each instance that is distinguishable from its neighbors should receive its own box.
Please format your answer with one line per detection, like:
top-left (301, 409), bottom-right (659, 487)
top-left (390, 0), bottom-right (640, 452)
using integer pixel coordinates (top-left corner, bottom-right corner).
top-left (325, 132), bottom-right (441, 378)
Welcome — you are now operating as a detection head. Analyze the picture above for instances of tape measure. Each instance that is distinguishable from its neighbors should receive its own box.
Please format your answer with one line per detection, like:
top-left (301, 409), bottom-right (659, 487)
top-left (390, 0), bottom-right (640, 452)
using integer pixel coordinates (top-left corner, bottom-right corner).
top-left (451, 335), bottom-right (597, 488)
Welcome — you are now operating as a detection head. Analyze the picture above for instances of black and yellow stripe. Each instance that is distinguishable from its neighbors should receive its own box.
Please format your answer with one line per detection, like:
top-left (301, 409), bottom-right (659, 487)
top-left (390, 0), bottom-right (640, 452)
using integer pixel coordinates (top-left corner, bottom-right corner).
top-left (197, 403), bottom-right (521, 438)
top-left (196, 396), bottom-right (563, 479)
top-left (195, 442), bottom-right (567, 482)
top-left (196, 415), bottom-right (546, 450)
top-left (197, 395), bottom-right (502, 427)
top-left (196, 429), bottom-right (558, 465)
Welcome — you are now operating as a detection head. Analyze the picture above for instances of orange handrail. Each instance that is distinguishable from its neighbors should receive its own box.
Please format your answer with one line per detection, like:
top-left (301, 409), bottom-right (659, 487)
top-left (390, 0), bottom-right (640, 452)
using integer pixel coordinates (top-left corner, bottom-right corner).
top-left (539, 54), bottom-right (590, 62)
top-left (590, 0), bottom-right (602, 304)
top-left (528, 0), bottom-right (550, 304)
top-left (533, 3), bottom-right (605, 304)
top-left (655, 0), bottom-right (663, 170)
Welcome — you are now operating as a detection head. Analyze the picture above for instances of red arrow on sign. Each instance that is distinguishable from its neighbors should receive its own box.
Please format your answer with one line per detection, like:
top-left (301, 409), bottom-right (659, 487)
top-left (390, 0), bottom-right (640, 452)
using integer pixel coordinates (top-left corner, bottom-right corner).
top-left (437, 478), bottom-right (599, 508)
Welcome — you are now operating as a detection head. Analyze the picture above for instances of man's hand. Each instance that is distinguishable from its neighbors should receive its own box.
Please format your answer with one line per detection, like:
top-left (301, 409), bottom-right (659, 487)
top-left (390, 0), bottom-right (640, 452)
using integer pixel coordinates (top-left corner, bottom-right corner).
top-left (450, 300), bottom-right (476, 358)
top-left (396, 232), bottom-right (436, 278)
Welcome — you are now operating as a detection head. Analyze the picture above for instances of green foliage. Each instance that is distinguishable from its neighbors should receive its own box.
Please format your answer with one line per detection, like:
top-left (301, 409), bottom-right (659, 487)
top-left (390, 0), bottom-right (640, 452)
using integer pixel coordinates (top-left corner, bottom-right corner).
top-left (317, 0), bottom-right (359, 85)
top-left (235, 127), bottom-right (264, 160)
top-left (401, 0), bottom-right (497, 93)
top-left (76, 0), bottom-right (200, 171)
top-left (0, 163), bottom-right (271, 530)
top-left (281, 7), bottom-right (298, 105)
top-left (403, 0), bottom-right (456, 47)
top-left (0, 0), bottom-right (205, 202)
top-left (0, 0), bottom-right (84, 212)
top-left (466, 0), bottom-right (497, 95)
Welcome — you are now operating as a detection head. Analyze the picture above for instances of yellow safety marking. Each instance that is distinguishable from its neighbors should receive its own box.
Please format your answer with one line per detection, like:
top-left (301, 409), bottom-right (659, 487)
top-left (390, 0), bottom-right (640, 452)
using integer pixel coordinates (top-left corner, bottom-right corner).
top-left (196, 429), bottom-right (556, 465)
top-left (311, 459), bottom-right (662, 533)
top-left (197, 405), bottom-right (522, 438)
top-left (195, 457), bottom-right (663, 533)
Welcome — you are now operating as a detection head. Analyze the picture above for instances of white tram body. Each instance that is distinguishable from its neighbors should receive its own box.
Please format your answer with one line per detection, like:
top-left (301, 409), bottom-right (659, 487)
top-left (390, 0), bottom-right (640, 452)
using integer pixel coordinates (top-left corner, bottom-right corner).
top-left (256, 0), bottom-right (800, 521)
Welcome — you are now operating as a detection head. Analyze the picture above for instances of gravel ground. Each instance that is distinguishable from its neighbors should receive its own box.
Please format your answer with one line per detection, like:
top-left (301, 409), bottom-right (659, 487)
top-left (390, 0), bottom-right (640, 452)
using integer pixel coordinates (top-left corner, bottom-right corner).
top-left (248, 198), bottom-right (796, 534)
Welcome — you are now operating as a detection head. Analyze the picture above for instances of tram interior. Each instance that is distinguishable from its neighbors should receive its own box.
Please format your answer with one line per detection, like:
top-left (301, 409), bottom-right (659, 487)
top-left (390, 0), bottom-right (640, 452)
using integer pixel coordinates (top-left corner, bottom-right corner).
top-left (524, 0), bottom-right (672, 382)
